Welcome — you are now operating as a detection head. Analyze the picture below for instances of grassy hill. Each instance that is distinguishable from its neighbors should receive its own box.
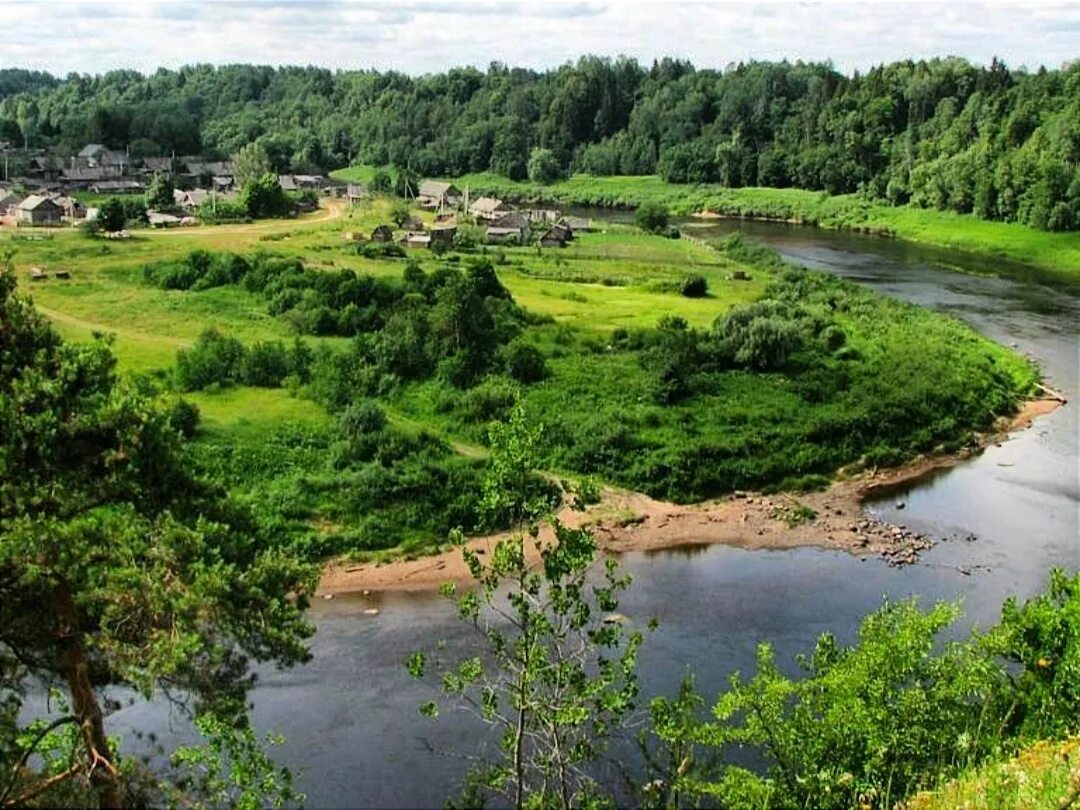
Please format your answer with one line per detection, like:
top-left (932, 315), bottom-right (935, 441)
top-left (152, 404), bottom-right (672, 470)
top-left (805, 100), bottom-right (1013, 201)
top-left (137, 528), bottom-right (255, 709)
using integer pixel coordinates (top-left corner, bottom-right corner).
top-left (904, 736), bottom-right (1079, 809)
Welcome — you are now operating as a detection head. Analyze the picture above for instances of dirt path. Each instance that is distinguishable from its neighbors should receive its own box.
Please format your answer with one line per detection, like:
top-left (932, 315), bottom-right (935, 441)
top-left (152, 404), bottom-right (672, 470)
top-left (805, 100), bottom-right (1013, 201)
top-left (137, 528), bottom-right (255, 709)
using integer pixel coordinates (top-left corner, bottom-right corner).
top-left (141, 198), bottom-right (347, 240)
top-left (317, 398), bottom-right (1064, 595)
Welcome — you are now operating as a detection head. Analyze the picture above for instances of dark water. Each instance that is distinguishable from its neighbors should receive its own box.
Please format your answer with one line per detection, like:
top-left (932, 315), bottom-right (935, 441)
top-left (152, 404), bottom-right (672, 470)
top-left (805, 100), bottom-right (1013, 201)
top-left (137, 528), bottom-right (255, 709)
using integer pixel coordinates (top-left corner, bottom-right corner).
top-left (112, 221), bottom-right (1079, 809)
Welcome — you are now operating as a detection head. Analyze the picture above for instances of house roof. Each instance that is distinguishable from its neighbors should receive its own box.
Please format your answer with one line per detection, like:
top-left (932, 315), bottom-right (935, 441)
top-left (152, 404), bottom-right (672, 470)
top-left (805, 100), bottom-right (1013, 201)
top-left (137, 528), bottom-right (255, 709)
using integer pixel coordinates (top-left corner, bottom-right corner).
top-left (90, 180), bottom-right (144, 191)
top-left (62, 167), bottom-right (115, 181)
top-left (418, 180), bottom-right (457, 198)
top-left (485, 226), bottom-right (522, 236)
top-left (493, 211), bottom-right (530, 228)
top-left (148, 212), bottom-right (181, 225)
top-left (17, 194), bottom-right (59, 211)
top-left (470, 196), bottom-right (505, 215)
top-left (142, 157), bottom-right (173, 172)
top-left (560, 216), bottom-right (591, 230)
top-left (278, 175), bottom-right (299, 191)
top-left (78, 144), bottom-right (107, 158)
top-left (101, 150), bottom-right (128, 166)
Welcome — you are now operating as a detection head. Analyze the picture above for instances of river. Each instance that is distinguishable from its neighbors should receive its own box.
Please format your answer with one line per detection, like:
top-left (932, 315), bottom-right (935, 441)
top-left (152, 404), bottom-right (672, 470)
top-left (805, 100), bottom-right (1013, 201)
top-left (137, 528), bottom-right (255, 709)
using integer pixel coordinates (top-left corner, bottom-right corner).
top-left (112, 220), bottom-right (1079, 808)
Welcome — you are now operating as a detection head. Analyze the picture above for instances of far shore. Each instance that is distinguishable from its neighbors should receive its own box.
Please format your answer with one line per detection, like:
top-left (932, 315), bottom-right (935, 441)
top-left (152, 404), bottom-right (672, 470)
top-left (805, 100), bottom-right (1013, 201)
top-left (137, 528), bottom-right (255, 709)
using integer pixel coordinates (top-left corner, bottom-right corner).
top-left (317, 397), bottom-right (1063, 596)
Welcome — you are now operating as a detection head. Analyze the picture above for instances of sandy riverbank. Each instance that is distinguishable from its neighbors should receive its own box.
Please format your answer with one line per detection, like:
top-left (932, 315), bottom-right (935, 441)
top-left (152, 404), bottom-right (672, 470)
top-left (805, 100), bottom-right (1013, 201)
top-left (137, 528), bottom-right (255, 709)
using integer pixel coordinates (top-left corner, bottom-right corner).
top-left (317, 398), bottom-right (1063, 596)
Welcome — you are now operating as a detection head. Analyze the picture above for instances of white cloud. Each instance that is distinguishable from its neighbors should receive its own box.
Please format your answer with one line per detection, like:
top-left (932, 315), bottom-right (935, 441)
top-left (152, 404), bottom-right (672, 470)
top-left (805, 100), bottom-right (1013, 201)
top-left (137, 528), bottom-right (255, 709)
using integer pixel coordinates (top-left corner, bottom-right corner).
top-left (0, 1), bottom-right (1076, 76)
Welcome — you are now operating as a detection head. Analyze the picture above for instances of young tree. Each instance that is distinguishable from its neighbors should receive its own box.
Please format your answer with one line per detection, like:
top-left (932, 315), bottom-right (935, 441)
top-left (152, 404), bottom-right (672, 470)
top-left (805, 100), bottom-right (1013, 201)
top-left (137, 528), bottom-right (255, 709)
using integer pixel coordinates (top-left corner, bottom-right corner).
top-left (408, 404), bottom-right (643, 809)
top-left (634, 201), bottom-right (669, 234)
top-left (527, 147), bottom-right (562, 185)
top-left (233, 141), bottom-right (273, 189)
top-left (390, 199), bottom-right (412, 227)
top-left (241, 172), bottom-right (294, 219)
top-left (97, 197), bottom-right (127, 232)
top-left (0, 255), bottom-right (315, 808)
top-left (145, 172), bottom-right (174, 210)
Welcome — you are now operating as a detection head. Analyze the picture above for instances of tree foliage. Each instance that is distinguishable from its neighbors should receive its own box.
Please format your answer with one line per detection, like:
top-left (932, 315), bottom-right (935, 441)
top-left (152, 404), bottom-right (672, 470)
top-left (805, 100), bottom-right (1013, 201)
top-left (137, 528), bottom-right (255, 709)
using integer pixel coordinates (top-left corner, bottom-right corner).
top-left (409, 404), bottom-right (644, 809)
top-left (1, 57), bottom-right (1074, 228)
top-left (0, 255), bottom-right (315, 807)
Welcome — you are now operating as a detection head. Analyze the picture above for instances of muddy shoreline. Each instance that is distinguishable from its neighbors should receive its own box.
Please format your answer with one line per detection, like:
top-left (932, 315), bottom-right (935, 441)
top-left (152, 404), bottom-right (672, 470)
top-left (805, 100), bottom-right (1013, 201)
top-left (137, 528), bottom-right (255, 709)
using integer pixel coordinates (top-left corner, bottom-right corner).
top-left (317, 398), bottom-right (1062, 596)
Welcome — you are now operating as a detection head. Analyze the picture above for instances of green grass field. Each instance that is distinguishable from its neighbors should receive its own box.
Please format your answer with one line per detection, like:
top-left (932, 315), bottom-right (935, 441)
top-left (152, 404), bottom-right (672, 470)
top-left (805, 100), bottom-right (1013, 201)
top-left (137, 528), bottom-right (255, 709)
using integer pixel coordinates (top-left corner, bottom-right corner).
top-left (333, 168), bottom-right (1080, 284)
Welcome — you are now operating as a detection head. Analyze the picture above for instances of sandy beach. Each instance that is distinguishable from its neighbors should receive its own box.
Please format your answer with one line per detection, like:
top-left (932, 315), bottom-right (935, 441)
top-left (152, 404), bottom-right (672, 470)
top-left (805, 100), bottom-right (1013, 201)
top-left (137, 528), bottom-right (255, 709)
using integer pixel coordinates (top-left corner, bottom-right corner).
top-left (317, 397), bottom-right (1063, 596)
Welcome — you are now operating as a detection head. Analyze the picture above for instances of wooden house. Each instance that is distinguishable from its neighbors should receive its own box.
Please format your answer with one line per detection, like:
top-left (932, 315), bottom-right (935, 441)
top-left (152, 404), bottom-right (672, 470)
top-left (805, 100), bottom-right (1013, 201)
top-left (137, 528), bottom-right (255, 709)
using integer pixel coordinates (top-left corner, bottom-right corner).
top-left (403, 232), bottom-right (432, 249)
top-left (429, 225), bottom-right (457, 249)
top-left (537, 222), bottom-right (572, 248)
top-left (16, 195), bottom-right (62, 227)
top-left (89, 179), bottom-right (144, 195)
top-left (417, 180), bottom-right (461, 210)
top-left (470, 196), bottom-right (510, 221)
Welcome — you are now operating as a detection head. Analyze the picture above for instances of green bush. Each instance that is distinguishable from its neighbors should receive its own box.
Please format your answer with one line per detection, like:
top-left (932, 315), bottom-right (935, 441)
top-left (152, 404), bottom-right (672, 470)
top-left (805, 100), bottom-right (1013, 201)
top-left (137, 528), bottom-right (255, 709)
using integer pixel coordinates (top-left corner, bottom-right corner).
top-left (503, 342), bottom-right (548, 384)
top-left (175, 328), bottom-right (246, 391)
top-left (167, 399), bottom-right (200, 438)
top-left (635, 201), bottom-right (670, 234)
top-left (679, 274), bottom-right (708, 298)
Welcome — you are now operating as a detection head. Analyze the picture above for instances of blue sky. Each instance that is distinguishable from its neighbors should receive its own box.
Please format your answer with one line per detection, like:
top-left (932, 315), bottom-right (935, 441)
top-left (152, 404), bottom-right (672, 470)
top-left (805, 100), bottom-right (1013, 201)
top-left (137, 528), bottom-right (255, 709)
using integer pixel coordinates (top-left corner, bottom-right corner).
top-left (1, 1), bottom-right (1077, 76)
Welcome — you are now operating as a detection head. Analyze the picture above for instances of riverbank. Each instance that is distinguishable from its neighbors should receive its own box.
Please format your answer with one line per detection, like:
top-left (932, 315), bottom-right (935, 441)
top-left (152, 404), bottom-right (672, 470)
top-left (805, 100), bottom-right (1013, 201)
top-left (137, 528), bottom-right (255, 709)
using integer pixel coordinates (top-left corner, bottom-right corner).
top-left (331, 168), bottom-right (1080, 287)
top-left (317, 397), bottom-right (1063, 595)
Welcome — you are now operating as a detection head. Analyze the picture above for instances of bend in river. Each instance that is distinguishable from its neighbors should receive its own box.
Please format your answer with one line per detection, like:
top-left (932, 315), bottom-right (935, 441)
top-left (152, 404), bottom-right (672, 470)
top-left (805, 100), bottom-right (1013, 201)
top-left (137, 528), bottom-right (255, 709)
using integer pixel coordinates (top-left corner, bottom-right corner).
top-left (112, 219), bottom-right (1079, 809)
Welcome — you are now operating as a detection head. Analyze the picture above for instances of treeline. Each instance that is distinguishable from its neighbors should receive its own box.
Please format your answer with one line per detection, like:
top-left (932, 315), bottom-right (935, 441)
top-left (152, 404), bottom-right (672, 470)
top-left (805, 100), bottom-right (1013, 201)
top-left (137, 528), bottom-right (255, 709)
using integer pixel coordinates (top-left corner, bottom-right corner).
top-left (2, 56), bottom-right (1078, 229)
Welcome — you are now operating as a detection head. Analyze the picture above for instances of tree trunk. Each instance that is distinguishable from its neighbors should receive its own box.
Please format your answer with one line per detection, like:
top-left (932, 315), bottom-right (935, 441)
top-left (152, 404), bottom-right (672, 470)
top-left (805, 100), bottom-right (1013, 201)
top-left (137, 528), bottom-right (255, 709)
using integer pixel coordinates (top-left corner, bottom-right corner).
top-left (54, 581), bottom-right (123, 809)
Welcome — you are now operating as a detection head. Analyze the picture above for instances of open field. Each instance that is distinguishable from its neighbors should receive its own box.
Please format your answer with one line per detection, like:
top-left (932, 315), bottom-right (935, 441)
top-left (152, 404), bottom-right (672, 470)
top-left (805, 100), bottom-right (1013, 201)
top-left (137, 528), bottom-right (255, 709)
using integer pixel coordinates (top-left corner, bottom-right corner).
top-left (333, 168), bottom-right (1080, 285)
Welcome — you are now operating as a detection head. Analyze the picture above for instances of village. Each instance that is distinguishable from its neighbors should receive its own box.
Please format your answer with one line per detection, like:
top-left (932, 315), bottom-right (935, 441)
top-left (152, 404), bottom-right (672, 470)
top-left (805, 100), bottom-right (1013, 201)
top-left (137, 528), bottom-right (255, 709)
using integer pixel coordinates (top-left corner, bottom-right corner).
top-left (0, 142), bottom-right (593, 249)
top-left (354, 179), bottom-right (595, 251)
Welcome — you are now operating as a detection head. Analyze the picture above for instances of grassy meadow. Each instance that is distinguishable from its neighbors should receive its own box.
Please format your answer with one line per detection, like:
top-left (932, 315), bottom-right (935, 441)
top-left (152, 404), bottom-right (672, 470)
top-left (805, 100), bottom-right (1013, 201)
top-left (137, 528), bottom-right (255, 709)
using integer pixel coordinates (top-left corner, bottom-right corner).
top-left (1, 193), bottom-right (1038, 558)
top-left (333, 168), bottom-right (1080, 285)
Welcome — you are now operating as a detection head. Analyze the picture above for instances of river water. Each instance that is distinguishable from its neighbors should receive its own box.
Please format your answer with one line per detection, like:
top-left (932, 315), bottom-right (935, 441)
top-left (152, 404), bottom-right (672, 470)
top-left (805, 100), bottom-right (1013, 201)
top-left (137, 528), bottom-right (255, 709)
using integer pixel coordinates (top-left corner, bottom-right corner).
top-left (112, 220), bottom-right (1078, 808)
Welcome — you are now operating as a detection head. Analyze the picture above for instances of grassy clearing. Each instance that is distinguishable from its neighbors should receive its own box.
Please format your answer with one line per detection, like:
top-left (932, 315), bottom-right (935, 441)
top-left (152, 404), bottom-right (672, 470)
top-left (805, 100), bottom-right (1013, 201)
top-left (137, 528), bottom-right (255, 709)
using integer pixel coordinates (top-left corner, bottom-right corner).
top-left (334, 168), bottom-right (1080, 284)
top-left (904, 736), bottom-right (1080, 809)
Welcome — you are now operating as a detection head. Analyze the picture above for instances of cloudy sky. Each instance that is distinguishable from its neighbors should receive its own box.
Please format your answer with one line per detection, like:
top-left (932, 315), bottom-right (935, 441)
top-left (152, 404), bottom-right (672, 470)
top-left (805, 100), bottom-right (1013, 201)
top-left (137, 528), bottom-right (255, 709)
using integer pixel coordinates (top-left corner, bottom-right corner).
top-left (1, 1), bottom-right (1077, 76)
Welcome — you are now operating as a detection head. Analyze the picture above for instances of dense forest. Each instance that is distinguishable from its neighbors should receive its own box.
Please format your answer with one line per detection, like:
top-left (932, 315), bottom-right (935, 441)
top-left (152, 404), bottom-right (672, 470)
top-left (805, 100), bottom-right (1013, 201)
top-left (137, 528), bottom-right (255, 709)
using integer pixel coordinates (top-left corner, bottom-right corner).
top-left (1, 56), bottom-right (1078, 230)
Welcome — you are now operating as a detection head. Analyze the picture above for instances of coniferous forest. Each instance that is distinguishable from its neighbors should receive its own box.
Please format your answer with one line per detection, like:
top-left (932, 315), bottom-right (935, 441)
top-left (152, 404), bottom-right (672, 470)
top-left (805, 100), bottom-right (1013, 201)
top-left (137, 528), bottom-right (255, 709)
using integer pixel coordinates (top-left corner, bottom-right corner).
top-left (2, 55), bottom-right (1078, 230)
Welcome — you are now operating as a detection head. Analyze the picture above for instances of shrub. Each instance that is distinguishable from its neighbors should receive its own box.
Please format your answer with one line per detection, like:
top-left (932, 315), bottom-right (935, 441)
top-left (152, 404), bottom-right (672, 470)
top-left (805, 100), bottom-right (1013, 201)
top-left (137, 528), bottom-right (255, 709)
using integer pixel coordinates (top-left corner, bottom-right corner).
top-left (167, 399), bottom-right (200, 438)
top-left (241, 341), bottom-right (290, 387)
top-left (635, 201), bottom-right (669, 234)
top-left (97, 198), bottom-right (127, 232)
top-left (679, 274), bottom-right (708, 298)
top-left (503, 341), bottom-right (548, 383)
top-left (175, 328), bottom-right (246, 391)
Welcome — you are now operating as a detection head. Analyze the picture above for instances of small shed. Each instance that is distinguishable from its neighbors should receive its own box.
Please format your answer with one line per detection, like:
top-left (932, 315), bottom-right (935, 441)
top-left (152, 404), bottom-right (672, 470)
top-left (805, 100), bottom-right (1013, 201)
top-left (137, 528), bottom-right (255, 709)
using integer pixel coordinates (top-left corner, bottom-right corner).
top-left (371, 224), bottom-right (394, 243)
top-left (346, 184), bottom-right (367, 204)
top-left (429, 225), bottom-right (457, 249)
top-left (403, 232), bottom-right (431, 249)
top-left (16, 195), bottom-right (62, 227)
top-left (538, 223), bottom-right (572, 248)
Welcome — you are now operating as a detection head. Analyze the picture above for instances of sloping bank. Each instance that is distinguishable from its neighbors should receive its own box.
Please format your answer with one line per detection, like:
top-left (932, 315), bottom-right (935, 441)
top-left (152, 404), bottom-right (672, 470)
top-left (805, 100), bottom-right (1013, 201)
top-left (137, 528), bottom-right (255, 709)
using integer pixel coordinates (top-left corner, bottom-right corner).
top-left (332, 168), bottom-right (1079, 287)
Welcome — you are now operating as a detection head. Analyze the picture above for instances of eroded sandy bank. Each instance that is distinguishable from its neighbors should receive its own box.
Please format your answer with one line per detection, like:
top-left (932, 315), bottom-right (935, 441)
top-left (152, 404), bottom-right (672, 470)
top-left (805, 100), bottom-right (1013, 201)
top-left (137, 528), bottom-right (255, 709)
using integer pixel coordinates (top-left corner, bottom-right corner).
top-left (317, 398), bottom-right (1063, 596)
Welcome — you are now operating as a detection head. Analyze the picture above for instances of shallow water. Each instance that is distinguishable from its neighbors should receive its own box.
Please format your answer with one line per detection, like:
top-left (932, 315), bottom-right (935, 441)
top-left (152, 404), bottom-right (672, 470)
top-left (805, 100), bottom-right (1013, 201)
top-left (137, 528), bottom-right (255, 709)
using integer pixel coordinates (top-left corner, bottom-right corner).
top-left (112, 220), bottom-right (1078, 808)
